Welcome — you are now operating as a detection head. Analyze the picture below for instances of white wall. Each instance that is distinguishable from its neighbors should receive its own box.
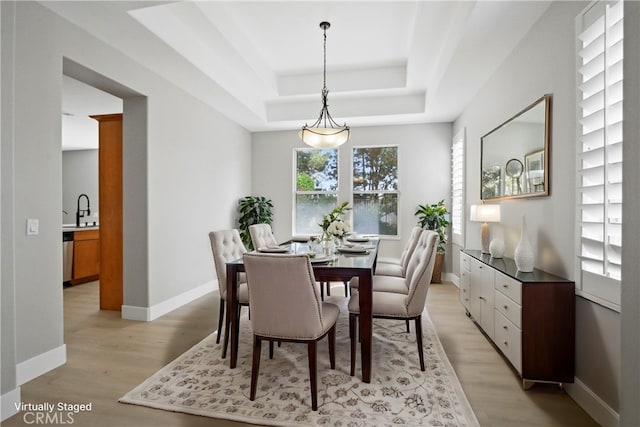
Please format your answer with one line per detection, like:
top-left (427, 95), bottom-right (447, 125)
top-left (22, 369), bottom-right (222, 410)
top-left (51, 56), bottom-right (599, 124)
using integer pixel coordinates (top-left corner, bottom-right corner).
top-left (454, 1), bottom-right (620, 423)
top-left (251, 123), bottom-right (452, 264)
top-left (62, 150), bottom-right (99, 225)
top-left (0, 0), bottom-right (251, 412)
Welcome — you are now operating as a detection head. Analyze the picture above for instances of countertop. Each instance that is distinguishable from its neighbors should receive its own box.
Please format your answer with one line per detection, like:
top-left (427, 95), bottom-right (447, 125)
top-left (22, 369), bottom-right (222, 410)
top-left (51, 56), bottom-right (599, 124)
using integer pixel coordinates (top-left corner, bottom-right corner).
top-left (462, 249), bottom-right (573, 283)
top-left (62, 224), bottom-right (99, 232)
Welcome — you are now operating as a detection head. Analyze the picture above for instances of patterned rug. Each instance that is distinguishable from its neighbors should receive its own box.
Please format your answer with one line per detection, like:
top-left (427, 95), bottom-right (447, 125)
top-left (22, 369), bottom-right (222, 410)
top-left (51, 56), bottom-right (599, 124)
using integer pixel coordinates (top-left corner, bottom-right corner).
top-left (120, 297), bottom-right (478, 426)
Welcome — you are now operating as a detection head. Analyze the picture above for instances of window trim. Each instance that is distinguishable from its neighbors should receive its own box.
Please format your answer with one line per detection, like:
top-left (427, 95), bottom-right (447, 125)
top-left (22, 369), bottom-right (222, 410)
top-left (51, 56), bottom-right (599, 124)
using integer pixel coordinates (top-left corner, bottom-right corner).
top-left (292, 147), bottom-right (339, 236)
top-left (351, 144), bottom-right (400, 238)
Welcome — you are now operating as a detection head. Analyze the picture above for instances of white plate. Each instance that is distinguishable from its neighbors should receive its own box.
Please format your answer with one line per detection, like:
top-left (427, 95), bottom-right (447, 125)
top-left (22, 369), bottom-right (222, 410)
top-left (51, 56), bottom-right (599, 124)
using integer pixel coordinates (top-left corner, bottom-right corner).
top-left (309, 255), bottom-right (335, 263)
top-left (257, 247), bottom-right (289, 253)
top-left (337, 246), bottom-right (369, 254)
top-left (347, 236), bottom-right (369, 243)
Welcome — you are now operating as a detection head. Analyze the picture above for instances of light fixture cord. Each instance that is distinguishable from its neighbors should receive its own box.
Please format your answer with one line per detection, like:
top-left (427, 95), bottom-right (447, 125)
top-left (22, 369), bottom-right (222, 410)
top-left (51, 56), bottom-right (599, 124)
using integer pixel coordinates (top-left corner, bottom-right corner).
top-left (323, 25), bottom-right (327, 90)
top-left (322, 25), bottom-right (328, 128)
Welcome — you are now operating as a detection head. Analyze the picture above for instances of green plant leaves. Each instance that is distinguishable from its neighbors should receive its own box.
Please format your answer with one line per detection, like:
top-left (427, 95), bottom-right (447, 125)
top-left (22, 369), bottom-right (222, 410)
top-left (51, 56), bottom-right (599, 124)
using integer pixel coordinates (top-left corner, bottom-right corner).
top-left (415, 200), bottom-right (450, 253)
top-left (237, 196), bottom-right (274, 250)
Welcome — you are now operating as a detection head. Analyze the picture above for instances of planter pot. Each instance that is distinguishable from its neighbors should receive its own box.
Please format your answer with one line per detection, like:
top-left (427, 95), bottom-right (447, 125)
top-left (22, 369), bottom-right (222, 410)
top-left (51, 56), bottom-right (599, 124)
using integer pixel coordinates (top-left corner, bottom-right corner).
top-left (431, 252), bottom-right (445, 283)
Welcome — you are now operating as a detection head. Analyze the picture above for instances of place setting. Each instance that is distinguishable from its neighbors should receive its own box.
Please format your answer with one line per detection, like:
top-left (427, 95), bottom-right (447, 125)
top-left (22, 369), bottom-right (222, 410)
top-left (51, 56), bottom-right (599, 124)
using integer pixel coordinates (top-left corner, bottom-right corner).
top-left (256, 245), bottom-right (289, 253)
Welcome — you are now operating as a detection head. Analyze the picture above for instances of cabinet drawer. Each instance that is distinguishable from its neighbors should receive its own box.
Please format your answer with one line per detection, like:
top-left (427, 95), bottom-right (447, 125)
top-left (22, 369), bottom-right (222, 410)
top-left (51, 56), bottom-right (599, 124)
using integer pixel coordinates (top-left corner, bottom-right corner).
top-left (460, 252), bottom-right (471, 272)
top-left (459, 271), bottom-right (470, 310)
top-left (494, 309), bottom-right (522, 374)
top-left (494, 289), bottom-right (522, 328)
top-left (494, 271), bottom-right (522, 305)
top-left (74, 229), bottom-right (99, 241)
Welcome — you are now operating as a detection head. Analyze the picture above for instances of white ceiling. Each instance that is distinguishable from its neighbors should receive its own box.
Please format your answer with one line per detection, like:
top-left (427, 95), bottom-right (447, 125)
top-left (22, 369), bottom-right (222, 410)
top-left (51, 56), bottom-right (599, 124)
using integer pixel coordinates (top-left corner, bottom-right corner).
top-left (45, 1), bottom-right (552, 133)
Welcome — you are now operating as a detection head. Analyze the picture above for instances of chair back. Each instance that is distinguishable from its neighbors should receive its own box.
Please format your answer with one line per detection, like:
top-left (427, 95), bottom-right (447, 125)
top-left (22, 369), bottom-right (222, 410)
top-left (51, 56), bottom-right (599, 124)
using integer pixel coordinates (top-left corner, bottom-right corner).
top-left (243, 253), bottom-right (326, 340)
top-left (399, 226), bottom-right (424, 276)
top-left (403, 230), bottom-right (438, 316)
top-left (248, 223), bottom-right (278, 250)
top-left (209, 229), bottom-right (247, 299)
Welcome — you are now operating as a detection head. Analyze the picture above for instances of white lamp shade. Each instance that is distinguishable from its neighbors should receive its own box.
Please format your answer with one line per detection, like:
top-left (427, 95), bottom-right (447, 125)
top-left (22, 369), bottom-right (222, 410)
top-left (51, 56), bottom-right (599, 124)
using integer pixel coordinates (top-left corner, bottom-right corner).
top-left (299, 128), bottom-right (349, 149)
top-left (470, 204), bottom-right (501, 222)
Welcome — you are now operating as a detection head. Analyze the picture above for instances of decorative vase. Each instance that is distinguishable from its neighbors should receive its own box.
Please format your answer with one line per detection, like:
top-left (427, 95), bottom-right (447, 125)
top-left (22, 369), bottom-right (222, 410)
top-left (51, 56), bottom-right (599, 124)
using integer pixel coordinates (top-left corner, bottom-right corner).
top-left (514, 216), bottom-right (534, 272)
top-left (321, 238), bottom-right (335, 257)
top-left (489, 238), bottom-right (505, 258)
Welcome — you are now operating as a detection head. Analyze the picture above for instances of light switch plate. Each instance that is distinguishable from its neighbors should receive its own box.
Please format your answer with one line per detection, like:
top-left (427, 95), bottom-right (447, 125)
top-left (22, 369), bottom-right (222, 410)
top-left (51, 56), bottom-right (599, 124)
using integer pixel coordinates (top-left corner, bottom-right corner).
top-left (27, 218), bottom-right (39, 236)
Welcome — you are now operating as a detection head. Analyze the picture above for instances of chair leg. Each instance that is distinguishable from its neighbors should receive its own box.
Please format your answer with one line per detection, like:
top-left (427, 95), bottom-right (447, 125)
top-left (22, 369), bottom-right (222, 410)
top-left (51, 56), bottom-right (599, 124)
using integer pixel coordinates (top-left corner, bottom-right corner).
top-left (307, 341), bottom-right (318, 411)
top-left (349, 314), bottom-right (357, 376)
top-left (343, 281), bottom-right (349, 297)
top-left (415, 316), bottom-right (425, 371)
top-left (328, 325), bottom-right (336, 369)
top-left (222, 304), bottom-right (232, 359)
top-left (406, 319), bottom-right (410, 333)
top-left (216, 298), bottom-right (225, 344)
top-left (250, 336), bottom-right (262, 401)
top-left (326, 282), bottom-right (331, 296)
top-left (320, 282), bottom-right (325, 301)
top-left (269, 341), bottom-right (274, 359)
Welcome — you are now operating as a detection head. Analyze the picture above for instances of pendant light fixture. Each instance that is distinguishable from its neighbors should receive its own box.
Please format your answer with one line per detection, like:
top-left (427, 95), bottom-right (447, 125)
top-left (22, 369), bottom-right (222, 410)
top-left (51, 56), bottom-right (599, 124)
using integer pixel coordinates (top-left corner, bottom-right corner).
top-left (299, 21), bottom-right (350, 149)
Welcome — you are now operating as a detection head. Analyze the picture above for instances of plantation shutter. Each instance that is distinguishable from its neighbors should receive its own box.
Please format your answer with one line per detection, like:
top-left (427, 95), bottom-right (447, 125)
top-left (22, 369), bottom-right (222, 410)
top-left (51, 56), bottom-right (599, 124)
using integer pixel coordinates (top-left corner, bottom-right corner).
top-left (576, 0), bottom-right (623, 309)
top-left (451, 129), bottom-right (465, 246)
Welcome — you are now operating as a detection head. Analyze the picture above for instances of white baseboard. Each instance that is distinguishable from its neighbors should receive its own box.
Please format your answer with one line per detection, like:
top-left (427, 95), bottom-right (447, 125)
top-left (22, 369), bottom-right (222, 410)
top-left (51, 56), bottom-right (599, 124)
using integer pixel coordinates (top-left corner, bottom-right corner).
top-left (565, 377), bottom-right (619, 427)
top-left (122, 280), bottom-right (216, 322)
top-left (1, 387), bottom-right (21, 421)
top-left (16, 344), bottom-right (66, 385)
top-left (444, 272), bottom-right (459, 287)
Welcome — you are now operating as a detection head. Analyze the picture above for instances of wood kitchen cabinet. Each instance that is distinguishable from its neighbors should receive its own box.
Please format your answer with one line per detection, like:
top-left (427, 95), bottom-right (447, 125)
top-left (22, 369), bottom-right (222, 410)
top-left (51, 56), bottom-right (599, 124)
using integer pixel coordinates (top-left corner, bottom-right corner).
top-left (72, 229), bottom-right (100, 284)
top-left (461, 249), bottom-right (575, 388)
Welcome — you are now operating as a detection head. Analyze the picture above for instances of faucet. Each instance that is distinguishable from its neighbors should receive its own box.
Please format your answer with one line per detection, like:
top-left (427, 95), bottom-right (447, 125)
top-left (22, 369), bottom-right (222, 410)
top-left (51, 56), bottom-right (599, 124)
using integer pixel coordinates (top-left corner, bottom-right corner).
top-left (76, 194), bottom-right (91, 227)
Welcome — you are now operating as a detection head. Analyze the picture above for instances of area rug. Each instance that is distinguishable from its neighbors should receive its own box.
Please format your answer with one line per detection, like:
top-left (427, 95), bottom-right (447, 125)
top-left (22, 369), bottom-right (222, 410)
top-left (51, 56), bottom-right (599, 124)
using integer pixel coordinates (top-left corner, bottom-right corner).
top-left (120, 297), bottom-right (479, 426)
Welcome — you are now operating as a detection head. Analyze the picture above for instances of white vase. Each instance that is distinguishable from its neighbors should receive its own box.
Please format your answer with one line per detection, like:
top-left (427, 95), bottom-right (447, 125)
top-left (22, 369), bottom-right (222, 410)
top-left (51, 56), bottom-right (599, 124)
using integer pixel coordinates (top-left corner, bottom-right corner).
top-left (489, 238), bottom-right (505, 258)
top-left (514, 216), bottom-right (534, 272)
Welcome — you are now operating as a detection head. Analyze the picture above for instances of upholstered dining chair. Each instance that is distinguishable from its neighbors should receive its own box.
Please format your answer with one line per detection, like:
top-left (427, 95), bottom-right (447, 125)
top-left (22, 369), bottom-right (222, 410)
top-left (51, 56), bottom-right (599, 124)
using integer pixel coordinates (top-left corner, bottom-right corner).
top-left (248, 223), bottom-right (278, 250)
top-left (243, 253), bottom-right (339, 411)
top-left (375, 226), bottom-right (424, 278)
top-left (350, 226), bottom-right (424, 294)
top-left (209, 229), bottom-right (250, 356)
top-left (348, 230), bottom-right (438, 374)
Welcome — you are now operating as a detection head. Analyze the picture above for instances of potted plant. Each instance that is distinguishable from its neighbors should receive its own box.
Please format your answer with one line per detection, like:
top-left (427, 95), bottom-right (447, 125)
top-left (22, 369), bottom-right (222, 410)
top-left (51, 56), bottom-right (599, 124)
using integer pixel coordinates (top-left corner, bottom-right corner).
top-left (238, 196), bottom-right (274, 250)
top-left (415, 200), bottom-right (450, 283)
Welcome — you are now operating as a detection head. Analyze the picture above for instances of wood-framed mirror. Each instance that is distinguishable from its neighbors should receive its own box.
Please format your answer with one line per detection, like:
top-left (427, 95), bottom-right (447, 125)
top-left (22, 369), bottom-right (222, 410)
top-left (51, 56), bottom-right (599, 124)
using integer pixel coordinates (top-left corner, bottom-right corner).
top-left (480, 94), bottom-right (551, 200)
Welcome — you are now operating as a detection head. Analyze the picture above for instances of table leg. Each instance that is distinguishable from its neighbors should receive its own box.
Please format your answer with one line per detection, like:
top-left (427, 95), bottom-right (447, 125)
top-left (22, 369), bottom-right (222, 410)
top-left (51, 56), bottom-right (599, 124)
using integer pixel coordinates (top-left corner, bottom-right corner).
top-left (358, 270), bottom-right (373, 383)
top-left (226, 264), bottom-right (239, 368)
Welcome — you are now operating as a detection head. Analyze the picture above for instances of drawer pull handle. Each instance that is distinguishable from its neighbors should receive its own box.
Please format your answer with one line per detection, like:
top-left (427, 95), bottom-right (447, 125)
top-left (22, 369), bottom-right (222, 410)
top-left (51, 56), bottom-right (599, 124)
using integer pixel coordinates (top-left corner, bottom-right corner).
top-left (503, 341), bottom-right (508, 346)
top-left (503, 305), bottom-right (508, 310)
top-left (503, 325), bottom-right (508, 330)
top-left (479, 296), bottom-right (485, 301)
top-left (502, 284), bottom-right (508, 288)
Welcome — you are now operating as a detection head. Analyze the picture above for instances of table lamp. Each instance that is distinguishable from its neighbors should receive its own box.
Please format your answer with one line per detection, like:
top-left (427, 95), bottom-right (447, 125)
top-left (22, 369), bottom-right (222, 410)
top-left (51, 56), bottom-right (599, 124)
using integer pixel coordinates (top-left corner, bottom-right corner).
top-left (470, 204), bottom-right (501, 254)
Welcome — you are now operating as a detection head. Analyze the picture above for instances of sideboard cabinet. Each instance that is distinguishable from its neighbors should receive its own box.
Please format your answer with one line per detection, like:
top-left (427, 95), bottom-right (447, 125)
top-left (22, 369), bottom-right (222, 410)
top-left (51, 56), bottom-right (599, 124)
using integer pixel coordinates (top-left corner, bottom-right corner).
top-left (460, 250), bottom-right (575, 387)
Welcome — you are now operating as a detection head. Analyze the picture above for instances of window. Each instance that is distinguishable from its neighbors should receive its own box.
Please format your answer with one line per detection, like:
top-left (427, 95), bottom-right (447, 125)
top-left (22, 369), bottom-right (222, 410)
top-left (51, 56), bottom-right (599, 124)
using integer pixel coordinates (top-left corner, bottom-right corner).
top-left (451, 129), bottom-right (465, 246)
top-left (352, 146), bottom-right (398, 236)
top-left (576, 0), bottom-right (623, 310)
top-left (294, 148), bottom-right (338, 235)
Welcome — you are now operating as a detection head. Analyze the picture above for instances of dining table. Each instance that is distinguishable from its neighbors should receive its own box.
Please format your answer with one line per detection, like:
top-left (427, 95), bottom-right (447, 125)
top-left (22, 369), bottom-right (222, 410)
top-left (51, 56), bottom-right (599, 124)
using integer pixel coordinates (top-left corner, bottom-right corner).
top-left (224, 238), bottom-right (379, 383)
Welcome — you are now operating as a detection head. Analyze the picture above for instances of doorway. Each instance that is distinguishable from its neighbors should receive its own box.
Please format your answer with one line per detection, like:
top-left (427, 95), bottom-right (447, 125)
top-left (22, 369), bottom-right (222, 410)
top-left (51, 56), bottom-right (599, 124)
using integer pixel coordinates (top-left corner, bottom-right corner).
top-left (62, 57), bottom-right (149, 318)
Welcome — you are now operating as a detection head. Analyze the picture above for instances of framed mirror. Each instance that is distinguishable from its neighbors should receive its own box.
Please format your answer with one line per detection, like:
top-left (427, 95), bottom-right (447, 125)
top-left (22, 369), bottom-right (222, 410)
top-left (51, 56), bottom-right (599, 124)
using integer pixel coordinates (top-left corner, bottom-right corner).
top-left (481, 94), bottom-right (551, 200)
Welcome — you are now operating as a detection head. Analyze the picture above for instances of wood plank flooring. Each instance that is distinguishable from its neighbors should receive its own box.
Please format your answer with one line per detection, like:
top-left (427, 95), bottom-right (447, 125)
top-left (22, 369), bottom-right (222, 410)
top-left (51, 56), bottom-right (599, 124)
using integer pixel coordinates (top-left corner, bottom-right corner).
top-left (3, 281), bottom-right (597, 427)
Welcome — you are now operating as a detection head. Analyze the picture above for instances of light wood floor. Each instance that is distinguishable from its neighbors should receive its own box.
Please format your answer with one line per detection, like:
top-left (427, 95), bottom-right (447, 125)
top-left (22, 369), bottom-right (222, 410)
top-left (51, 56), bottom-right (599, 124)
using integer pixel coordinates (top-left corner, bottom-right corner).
top-left (4, 281), bottom-right (597, 427)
